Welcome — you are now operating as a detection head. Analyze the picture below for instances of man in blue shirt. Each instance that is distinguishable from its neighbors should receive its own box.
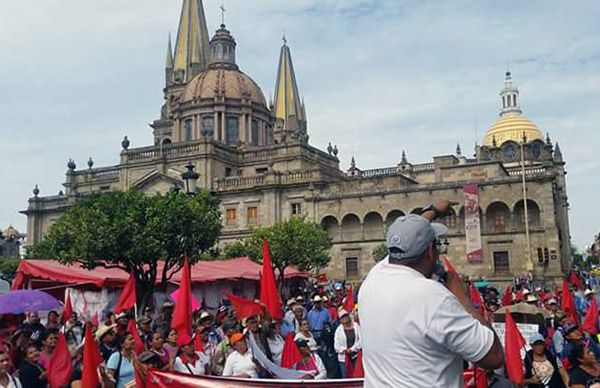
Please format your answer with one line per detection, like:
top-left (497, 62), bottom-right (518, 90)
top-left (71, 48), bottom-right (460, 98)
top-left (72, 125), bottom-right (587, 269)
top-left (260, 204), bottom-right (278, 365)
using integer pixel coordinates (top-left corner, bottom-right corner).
top-left (307, 295), bottom-right (332, 340)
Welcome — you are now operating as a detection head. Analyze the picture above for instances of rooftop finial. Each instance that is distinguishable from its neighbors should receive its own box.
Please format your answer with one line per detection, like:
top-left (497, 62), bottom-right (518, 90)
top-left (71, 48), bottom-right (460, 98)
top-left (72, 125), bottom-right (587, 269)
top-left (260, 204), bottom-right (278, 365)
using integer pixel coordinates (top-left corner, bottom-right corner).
top-left (220, 0), bottom-right (226, 27)
top-left (282, 32), bottom-right (287, 46)
top-left (401, 150), bottom-right (407, 164)
top-left (456, 143), bottom-right (462, 156)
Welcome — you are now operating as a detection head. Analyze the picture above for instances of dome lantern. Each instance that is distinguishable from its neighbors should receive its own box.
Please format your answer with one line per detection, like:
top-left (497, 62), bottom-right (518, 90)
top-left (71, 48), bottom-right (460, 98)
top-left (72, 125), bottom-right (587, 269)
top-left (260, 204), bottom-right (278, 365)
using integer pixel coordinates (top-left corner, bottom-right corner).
top-left (208, 24), bottom-right (238, 70)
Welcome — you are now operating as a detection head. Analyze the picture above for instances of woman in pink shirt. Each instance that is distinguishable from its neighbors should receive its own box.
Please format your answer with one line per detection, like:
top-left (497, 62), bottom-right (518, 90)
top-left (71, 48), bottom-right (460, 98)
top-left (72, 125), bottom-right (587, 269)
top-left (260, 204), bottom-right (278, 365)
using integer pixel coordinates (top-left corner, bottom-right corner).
top-left (36, 330), bottom-right (57, 370)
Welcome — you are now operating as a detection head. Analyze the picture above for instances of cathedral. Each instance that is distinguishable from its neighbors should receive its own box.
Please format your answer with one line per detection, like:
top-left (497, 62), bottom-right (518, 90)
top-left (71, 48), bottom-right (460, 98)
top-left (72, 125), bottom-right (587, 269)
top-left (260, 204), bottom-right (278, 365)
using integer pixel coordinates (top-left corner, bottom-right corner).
top-left (22, 0), bottom-right (571, 286)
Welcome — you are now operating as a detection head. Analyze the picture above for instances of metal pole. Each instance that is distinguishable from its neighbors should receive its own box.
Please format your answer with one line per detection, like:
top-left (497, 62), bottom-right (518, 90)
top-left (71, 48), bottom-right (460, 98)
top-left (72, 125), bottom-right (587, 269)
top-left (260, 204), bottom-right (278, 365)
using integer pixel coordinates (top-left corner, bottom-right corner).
top-left (520, 137), bottom-right (533, 272)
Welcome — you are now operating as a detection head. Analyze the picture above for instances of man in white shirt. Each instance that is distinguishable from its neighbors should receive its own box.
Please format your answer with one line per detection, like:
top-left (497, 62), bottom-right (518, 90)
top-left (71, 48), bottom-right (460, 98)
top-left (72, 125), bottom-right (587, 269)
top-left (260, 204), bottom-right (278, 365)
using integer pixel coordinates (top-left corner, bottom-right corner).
top-left (359, 201), bottom-right (504, 388)
top-left (222, 333), bottom-right (259, 379)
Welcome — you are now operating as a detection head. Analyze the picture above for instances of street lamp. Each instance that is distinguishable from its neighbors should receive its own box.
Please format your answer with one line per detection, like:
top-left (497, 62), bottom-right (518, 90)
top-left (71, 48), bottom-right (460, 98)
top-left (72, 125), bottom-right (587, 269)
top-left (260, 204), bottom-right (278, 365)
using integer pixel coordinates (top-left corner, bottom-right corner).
top-left (181, 162), bottom-right (199, 194)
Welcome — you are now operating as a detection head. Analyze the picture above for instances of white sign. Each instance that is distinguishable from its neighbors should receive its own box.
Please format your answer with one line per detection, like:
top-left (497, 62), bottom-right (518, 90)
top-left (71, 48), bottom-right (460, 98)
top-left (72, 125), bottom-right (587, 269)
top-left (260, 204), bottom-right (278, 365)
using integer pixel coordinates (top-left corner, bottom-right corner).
top-left (492, 322), bottom-right (539, 353)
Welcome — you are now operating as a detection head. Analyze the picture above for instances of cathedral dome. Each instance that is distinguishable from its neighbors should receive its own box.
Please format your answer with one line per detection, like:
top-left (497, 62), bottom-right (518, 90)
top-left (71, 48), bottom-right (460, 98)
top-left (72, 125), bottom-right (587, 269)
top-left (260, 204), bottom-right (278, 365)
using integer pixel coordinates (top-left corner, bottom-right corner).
top-left (2, 225), bottom-right (21, 239)
top-left (482, 71), bottom-right (544, 147)
top-left (483, 115), bottom-right (544, 147)
top-left (181, 67), bottom-right (267, 107)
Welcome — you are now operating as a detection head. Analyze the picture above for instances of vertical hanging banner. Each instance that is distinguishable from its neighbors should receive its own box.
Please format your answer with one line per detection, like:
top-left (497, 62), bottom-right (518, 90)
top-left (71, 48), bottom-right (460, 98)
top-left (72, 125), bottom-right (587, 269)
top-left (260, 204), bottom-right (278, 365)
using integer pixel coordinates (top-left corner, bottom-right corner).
top-left (463, 184), bottom-right (483, 263)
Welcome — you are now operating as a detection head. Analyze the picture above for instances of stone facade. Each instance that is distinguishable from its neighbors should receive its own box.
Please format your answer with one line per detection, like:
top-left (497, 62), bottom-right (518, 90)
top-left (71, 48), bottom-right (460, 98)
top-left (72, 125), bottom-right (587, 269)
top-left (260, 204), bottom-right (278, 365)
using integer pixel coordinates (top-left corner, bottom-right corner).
top-left (21, 0), bottom-right (571, 287)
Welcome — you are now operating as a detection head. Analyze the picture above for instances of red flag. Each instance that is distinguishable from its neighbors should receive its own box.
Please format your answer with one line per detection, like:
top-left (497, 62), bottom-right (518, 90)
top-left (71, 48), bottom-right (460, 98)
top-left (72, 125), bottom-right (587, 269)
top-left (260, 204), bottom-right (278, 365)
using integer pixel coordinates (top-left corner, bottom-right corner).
top-left (343, 285), bottom-right (355, 313)
top-left (193, 327), bottom-right (205, 352)
top-left (61, 292), bottom-right (73, 323)
top-left (127, 318), bottom-right (145, 354)
top-left (464, 367), bottom-right (488, 388)
top-left (171, 254), bottom-right (192, 346)
top-left (469, 284), bottom-right (484, 313)
top-left (260, 238), bottom-right (283, 320)
top-left (515, 288), bottom-right (524, 302)
top-left (47, 333), bottom-right (73, 388)
top-left (501, 286), bottom-right (513, 306)
top-left (561, 278), bottom-right (579, 325)
top-left (82, 323), bottom-right (103, 388)
top-left (442, 257), bottom-right (457, 274)
top-left (505, 311), bottom-right (525, 384)
top-left (91, 312), bottom-right (99, 327)
top-left (224, 292), bottom-right (263, 320)
top-left (344, 350), bottom-right (364, 378)
top-left (570, 272), bottom-right (584, 290)
top-left (583, 297), bottom-right (599, 335)
top-left (114, 273), bottom-right (137, 314)
top-left (281, 333), bottom-right (302, 368)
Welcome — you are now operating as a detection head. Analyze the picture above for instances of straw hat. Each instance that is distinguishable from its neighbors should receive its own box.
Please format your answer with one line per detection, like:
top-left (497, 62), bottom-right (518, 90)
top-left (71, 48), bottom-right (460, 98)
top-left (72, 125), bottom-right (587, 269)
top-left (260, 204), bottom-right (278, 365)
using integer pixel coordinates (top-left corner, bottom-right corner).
top-left (95, 323), bottom-right (117, 340)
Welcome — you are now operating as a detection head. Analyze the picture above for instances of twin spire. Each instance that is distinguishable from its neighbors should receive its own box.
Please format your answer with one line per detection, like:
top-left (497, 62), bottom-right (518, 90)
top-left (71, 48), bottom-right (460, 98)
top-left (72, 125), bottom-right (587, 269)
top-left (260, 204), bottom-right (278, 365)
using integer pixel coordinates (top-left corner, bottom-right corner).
top-left (165, 0), bottom-right (307, 134)
top-left (166, 0), bottom-right (211, 84)
top-left (273, 38), bottom-right (307, 133)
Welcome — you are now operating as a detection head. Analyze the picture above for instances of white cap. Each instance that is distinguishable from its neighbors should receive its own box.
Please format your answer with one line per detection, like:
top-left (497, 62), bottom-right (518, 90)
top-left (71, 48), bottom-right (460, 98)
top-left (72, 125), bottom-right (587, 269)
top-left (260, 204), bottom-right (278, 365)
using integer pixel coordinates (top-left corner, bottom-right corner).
top-left (585, 289), bottom-right (595, 296)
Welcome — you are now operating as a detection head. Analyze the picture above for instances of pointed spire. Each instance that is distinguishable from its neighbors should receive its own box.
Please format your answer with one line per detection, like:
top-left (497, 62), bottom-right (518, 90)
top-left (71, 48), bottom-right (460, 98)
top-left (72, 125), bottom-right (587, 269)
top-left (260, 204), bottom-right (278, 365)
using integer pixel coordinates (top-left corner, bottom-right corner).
top-left (173, 0), bottom-right (211, 82)
top-left (554, 142), bottom-right (563, 162)
top-left (351, 156), bottom-right (356, 169)
top-left (401, 150), bottom-right (408, 164)
top-left (166, 33), bottom-right (174, 69)
top-left (273, 38), bottom-right (306, 133)
top-left (546, 132), bottom-right (552, 146)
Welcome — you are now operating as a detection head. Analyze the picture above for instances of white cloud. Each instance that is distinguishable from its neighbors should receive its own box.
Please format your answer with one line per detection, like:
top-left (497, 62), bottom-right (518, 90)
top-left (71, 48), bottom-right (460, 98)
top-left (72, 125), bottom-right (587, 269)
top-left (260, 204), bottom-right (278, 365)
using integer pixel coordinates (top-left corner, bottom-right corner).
top-left (1, 0), bottom-right (599, 251)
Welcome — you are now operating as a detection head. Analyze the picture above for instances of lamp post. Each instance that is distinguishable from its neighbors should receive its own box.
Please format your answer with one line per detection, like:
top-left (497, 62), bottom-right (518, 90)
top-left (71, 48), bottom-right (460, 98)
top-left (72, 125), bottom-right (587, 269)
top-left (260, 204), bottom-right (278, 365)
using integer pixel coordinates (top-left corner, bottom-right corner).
top-left (520, 132), bottom-right (533, 272)
top-left (181, 162), bottom-right (199, 195)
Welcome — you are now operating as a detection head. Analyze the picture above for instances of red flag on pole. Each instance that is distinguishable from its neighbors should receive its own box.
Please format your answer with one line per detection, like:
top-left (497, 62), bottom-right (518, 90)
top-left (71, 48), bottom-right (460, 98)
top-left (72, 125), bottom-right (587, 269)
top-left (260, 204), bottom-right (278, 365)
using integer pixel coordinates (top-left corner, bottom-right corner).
top-left (505, 311), bottom-right (525, 385)
top-left (114, 272), bottom-right (137, 314)
top-left (469, 284), bottom-right (484, 313)
top-left (442, 257), bottom-right (457, 274)
top-left (171, 254), bottom-right (192, 346)
top-left (47, 333), bottom-right (73, 388)
top-left (343, 286), bottom-right (355, 313)
top-left (224, 292), bottom-right (263, 320)
top-left (81, 323), bottom-right (103, 388)
top-left (570, 272), bottom-right (584, 290)
top-left (61, 291), bottom-right (73, 323)
top-left (127, 318), bottom-right (145, 354)
top-left (583, 297), bottom-right (599, 335)
top-left (280, 333), bottom-right (302, 368)
top-left (260, 238), bottom-right (283, 320)
top-left (561, 278), bottom-right (579, 325)
top-left (501, 286), bottom-right (513, 306)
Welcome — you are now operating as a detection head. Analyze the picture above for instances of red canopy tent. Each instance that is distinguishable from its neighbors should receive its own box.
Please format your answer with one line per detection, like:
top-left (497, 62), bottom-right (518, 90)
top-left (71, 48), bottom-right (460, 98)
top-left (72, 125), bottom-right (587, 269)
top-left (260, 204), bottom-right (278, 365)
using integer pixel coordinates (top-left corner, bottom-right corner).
top-left (12, 257), bottom-right (307, 290)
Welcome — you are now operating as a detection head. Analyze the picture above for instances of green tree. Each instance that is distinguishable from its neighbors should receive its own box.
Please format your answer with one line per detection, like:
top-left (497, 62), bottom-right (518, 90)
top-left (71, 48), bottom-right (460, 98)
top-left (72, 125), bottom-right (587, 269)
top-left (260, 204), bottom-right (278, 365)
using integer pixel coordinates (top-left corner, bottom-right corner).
top-left (0, 256), bottom-right (20, 284)
top-left (29, 190), bottom-right (221, 310)
top-left (222, 217), bottom-right (332, 286)
top-left (372, 243), bottom-right (388, 262)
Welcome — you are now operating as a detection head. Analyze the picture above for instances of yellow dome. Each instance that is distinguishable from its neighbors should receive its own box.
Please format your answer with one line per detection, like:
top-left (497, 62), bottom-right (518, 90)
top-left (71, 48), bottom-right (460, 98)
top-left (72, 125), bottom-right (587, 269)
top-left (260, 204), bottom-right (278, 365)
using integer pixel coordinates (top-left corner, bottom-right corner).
top-left (182, 68), bottom-right (267, 107)
top-left (482, 115), bottom-right (544, 147)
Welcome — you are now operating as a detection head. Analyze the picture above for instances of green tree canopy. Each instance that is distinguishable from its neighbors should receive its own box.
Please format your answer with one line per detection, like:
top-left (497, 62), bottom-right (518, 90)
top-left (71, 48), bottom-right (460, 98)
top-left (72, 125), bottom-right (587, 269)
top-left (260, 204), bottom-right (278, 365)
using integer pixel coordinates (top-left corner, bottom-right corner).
top-left (372, 243), bottom-right (388, 262)
top-left (222, 216), bottom-right (332, 285)
top-left (29, 190), bottom-right (221, 309)
top-left (0, 256), bottom-right (20, 284)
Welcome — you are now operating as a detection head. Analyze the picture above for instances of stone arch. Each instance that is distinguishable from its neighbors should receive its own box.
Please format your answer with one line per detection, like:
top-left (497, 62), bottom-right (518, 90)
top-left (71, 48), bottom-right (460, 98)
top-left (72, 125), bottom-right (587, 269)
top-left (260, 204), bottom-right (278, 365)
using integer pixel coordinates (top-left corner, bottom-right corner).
top-left (514, 199), bottom-right (541, 229)
top-left (161, 138), bottom-right (172, 146)
top-left (363, 212), bottom-right (384, 240)
top-left (341, 213), bottom-right (361, 242)
top-left (385, 210), bottom-right (405, 228)
top-left (320, 215), bottom-right (339, 241)
top-left (410, 207), bottom-right (423, 215)
top-left (485, 201), bottom-right (511, 233)
top-left (439, 207), bottom-right (458, 230)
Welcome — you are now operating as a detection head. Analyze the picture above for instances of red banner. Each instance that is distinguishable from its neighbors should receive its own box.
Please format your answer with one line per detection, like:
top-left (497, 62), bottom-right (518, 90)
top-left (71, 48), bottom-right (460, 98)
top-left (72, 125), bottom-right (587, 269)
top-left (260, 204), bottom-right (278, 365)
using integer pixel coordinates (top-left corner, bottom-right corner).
top-left (463, 184), bottom-right (483, 263)
top-left (146, 370), bottom-right (364, 387)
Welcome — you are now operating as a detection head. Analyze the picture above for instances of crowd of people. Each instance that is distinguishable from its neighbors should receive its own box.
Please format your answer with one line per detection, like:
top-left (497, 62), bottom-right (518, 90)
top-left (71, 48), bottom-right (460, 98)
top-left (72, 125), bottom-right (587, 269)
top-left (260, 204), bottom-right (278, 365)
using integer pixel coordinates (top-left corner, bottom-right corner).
top-left (0, 284), bottom-right (361, 387)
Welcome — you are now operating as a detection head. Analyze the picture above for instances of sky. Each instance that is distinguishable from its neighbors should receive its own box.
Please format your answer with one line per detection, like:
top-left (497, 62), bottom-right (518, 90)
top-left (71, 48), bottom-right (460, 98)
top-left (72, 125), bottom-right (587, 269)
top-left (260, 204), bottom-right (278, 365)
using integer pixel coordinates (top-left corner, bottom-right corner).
top-left (1, 0), bottom-right (599, 251)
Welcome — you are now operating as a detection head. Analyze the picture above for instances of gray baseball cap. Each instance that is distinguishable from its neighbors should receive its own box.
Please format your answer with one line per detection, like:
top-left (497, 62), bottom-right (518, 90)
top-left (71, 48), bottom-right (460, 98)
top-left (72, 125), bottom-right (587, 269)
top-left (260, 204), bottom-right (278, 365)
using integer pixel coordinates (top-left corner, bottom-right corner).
top-left (386, 214), bottom-right (448, 260)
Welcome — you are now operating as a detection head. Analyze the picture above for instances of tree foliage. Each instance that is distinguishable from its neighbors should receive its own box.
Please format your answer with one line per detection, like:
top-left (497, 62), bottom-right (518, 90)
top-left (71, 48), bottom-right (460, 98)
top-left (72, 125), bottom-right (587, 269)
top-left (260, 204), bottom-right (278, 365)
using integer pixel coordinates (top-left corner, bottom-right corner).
top-left (372, 243), bottom-right (388, 262)
top-left (29, 190), bottom-right (222, 308)
top-left (221, 217), bottom-right (332, 285)
top-left (0, 256), bottom-right (20, 284)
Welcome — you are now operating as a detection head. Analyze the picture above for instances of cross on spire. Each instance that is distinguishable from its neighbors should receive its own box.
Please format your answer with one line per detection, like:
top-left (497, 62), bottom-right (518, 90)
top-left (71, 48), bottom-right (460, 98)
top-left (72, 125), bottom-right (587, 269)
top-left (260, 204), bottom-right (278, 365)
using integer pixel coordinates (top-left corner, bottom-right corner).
top-left (220, 1), bottom-right (226, 26)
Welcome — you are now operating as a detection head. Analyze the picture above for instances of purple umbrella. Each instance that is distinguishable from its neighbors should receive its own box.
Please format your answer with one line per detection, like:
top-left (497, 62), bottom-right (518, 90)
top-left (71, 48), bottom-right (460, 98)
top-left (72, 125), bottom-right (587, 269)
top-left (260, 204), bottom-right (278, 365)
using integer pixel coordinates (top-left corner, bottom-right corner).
top-left (0, 290), bottom-right (61, 314)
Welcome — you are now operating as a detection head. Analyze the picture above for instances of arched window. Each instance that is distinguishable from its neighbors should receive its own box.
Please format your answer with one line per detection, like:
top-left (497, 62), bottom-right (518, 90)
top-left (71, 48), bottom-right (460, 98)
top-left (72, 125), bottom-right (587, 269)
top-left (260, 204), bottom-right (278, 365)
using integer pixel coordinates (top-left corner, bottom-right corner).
top-left (251, 120), bottom-right (259, 146)
top-left (202, 116), bottom-right (214, 136)
top-left (321, 216), bottom-right (339, 242)
top-left (363, 212), bottom-right (384, 240)
top-left (514, 200), bottom-right (541, 229)
top-left (184, 119), bottom-right (193, 141)
top-left (226, 116), bottom-right (239, 145)
top-left (341, 214), bottom-right (361, 242)
top-left (486, 202), bottom-right (511, 233)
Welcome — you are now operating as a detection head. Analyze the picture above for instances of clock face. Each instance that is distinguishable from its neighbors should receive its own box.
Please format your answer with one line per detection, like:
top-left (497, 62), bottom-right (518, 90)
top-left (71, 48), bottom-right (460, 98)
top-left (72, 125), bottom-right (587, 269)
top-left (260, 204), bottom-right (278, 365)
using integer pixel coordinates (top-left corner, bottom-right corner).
top-left (503, 143), bottom-right (517, 161)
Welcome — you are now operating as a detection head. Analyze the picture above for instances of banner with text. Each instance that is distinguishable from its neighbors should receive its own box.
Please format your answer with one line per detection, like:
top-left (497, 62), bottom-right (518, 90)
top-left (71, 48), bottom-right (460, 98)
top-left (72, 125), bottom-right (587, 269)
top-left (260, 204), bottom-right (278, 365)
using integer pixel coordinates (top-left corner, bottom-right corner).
top-left (463, 184), bottom-right (483, 263)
